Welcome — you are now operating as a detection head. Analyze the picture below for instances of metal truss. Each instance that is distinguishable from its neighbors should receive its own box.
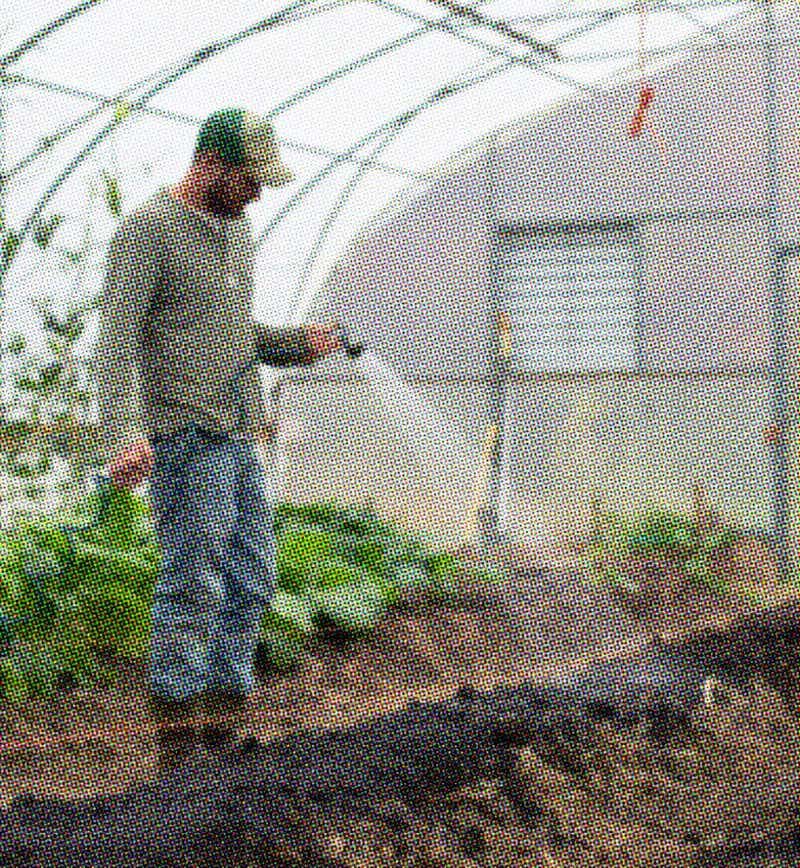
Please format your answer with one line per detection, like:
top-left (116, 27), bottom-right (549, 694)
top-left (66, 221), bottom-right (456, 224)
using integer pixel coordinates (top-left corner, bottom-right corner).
top-left (0, 0), bottom-right (790, 577)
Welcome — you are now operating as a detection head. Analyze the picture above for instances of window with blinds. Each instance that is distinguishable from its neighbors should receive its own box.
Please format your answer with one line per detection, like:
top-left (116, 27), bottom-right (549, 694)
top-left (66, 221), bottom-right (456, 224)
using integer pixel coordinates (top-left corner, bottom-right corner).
top-left (494, 224), bottom-right (640, 373)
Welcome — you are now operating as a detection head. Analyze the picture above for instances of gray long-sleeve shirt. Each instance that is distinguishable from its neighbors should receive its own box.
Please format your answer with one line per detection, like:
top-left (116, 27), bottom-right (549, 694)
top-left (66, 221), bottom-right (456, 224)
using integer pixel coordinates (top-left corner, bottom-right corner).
top-left (96, 186), bottom-right (314, 464)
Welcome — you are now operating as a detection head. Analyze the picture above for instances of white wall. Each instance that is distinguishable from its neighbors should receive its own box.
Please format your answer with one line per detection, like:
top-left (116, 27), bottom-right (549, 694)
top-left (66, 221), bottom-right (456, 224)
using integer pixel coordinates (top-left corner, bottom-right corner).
top-left (283, 11), bottom-right (799, 558)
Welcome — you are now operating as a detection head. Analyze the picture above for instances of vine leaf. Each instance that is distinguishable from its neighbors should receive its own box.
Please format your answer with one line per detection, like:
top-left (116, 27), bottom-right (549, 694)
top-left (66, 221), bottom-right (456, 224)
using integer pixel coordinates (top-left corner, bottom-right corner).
top-left (33, 214), bottom-right (64, 250)
top-left (2, 230), bottom-right (20, 267)
top-left (101, 171), bottom-right (122, 218)
top-left (5, 333), bottom-right (25, 356)
top-left (114, 100), bottom-right (131, 123)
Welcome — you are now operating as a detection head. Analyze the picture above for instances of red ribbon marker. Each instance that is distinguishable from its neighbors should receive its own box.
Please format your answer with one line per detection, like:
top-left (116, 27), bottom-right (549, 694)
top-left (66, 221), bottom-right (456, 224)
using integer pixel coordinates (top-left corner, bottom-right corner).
top-left (629, 85), bottom-right (655, 138)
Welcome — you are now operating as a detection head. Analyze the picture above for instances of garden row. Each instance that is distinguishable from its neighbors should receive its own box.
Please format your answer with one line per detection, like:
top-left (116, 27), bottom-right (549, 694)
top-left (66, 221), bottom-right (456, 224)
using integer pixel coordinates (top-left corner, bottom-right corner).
top-left (0, 486), bottom-right (504, 704)
top-left (0, 480), bottom-right (747, 704)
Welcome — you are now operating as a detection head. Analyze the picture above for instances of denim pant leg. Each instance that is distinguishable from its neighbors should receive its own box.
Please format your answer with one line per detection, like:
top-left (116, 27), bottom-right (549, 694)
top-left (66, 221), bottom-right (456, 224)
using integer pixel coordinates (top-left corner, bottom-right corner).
top-left (208, 437), bottom-right (277, 696)
top-left (148, 425), bottom-right (238, 702)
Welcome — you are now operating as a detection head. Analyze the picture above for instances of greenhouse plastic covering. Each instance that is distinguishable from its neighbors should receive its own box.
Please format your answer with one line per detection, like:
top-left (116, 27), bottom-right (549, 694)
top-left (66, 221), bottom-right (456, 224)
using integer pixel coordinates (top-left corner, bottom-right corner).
top-left (0, 0), bottom-right (776, 355)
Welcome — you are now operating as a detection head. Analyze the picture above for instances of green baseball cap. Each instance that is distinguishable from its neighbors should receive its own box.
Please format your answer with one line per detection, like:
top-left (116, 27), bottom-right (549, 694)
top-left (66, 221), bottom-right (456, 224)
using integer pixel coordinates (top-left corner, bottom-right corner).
top-left (195, 108), bottom-right (294, 187)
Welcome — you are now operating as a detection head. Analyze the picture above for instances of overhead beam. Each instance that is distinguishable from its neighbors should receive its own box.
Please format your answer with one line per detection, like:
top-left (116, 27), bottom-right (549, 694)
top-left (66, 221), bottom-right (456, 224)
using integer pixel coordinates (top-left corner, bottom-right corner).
top-left (423, 0), bottom-right (560, 60)
top-left (0, 71), bottom-right (429, 182)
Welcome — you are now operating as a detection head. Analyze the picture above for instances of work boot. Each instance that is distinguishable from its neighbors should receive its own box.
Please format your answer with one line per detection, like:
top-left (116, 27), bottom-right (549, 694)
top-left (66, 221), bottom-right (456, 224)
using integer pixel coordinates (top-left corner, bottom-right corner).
top-left (148, 692), bottom-right (203, 777)
top-left (200, 688), bottom-right (251, 752)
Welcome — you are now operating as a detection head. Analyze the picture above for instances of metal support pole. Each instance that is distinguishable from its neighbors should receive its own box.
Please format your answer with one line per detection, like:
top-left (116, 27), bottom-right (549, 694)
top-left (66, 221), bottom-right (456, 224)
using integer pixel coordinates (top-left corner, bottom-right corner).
top-left (765, 0), bottom-right (788, 583)
top-left (0, 20), bottom-right (10, 532)
top-left (482, 310), bottom-right (511, 557)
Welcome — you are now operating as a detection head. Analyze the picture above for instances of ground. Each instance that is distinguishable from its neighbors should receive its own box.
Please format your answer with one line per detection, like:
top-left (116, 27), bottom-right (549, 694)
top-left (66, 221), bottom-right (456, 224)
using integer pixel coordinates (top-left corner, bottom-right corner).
top-left (0, 533), bottom-right (790, 816)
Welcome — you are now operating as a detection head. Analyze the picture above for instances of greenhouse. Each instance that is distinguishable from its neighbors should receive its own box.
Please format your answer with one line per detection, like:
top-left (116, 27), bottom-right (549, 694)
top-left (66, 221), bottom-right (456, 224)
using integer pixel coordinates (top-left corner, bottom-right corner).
top-left (0, 1), bottom-right (799, 865)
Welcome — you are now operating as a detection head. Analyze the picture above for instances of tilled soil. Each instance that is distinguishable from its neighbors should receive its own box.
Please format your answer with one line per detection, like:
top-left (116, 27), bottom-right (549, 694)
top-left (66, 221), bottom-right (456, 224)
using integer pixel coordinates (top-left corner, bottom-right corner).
top-left (0, 536), bottom-right (797, 866)
top-left (0, 539), bottom-right (774, 807)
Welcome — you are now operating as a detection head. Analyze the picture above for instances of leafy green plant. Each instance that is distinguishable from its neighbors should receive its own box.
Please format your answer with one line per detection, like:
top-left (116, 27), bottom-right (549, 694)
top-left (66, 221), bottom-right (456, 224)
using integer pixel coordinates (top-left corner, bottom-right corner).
top-left (585, 498), bottom-right (746, 598)
top-left (259, 619), bottom-right (307, 671)
top-left (33, 214), bottom-right (64, 250)
top-left (13, 513), bottom-right (72, 569)
top-left (0, 494), bottom-right (493, 698)
top-left (78, 581), bottom-right (150, 658)
top-left (422, 551), bottom-right (462, 596)
top-left (68, 541), bottom-right (157, 598)
top-left (0, 534), bottom-right (26, 605)
top-left (0, 657), bottom-right (30, 704)
top-left (627, 507), bottom-right (696, 555)
top-left (268, 590), bottom-right (316, 635)
top-left (0, 644), bottom-right (60, 701)
top-left (101, 171), bottom-right (122, 217)
top-left (2, 228), bottom-right (20, 268)
top-left (335, 504), bottom-right (391, 538)
top-left (274, 501), bottom-right (342, 534)
top-left (309, 581), bottom-right (387, 637)
top-left (276, 526), bottom-right (336, 592)
top-left (312, 556), bottom-right (373, 591)
top-left (87, 484), bottom-right (148, 550)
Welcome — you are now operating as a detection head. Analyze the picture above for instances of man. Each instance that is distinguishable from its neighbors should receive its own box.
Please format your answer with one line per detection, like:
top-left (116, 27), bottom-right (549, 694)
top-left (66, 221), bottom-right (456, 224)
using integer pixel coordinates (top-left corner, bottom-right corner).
top-left (97, 107), bottom-right (341, 773)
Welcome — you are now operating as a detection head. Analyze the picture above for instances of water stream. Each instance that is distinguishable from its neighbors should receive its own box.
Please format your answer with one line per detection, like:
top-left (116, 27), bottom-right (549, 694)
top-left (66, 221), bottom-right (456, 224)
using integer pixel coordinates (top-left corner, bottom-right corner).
top-left (4, 348), bottom-right (488, 546)
top-left (354, 350), bottom-right (473, 470)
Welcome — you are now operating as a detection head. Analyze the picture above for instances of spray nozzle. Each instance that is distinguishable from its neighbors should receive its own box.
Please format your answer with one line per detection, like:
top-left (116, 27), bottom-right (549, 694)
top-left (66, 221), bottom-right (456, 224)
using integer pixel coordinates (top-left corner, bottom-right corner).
top-left (337, 323), bottom-right (364, 358)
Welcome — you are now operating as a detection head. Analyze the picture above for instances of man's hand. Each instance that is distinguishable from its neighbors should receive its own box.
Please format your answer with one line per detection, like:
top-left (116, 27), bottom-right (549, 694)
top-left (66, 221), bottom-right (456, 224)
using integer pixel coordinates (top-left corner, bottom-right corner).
top-left (109, 437), bottom-right (153, 491)
top-left (304, 321), bottom-right (343, 361)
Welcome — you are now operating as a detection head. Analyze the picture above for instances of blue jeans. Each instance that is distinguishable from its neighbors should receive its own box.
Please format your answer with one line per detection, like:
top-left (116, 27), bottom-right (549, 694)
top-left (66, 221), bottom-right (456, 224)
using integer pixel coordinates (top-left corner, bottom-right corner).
top-left (147, 423), bottom-right (276, 702)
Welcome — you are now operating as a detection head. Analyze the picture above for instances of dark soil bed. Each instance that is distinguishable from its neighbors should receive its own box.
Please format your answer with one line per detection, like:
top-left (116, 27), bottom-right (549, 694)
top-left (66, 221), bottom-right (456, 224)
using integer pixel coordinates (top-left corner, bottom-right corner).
top-left (0, 535), bottom-right (797, 866)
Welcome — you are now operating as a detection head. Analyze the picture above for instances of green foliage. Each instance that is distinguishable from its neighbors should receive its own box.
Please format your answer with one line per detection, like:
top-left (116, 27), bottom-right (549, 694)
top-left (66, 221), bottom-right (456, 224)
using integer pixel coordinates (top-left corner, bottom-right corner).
top-left (61, 248), bottom-right (83, 266)
top-left (51, 638), bottom-right (97, 686)
top-left (0, 644), bottom-right (60, 701)
top-left (268, 590), bottom-right (316, 635)
top-left (78, 581), bottom-right (150, 658)
top-left (68, 542), bottom-right (157, 597)
top-left (627, 507), bottom-right (695, 555)
top-left (351, 537), bottom-right (386, 575)
top-left (42, 309), bottom-right (85, 342)
top-left (0, 496), bottom-right (468, 702)
top-left (259, 620), bottom-right (307, 671)
top-left (2, 229), bottom-right (20, 267)
top-left (0, 534), bottom-right (26, 604)
top-left (586, 499), bottom-right (745, 597)
top-left (99, 485), bottom-right (148, 549)
top-left (312, 556), bottom-right (369, 590)
top-left (421, 551), bottom-right (462, 597)
top-left (274, 501), bottom-right (342, 534)
top-left (423, 551), bottom-right (459, 579)
top-left (0, 658), bottom-right (30, 704)
top-left (13, 514), bottom-right (72, 573)
top-left (114, 100), bottom-right (131, 123)
top-left (276, 526), bottom-right (336, 592)
top-left (102, 171), bottom-right (122, 217)
top-left (683, 553), bottom-right (722, 592)
top-left (33, 214), bottom-right (64, 250)
top-left (336, 504), bottom-right (388, 537)
top-left (5, 333), bottom-right (26, 355)
top-left (310, 580), bottom-right (387, 636)
top-left (8, 449), bottom-right (52, 478)
top-left (364, 568), bottom-right (401, 606)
